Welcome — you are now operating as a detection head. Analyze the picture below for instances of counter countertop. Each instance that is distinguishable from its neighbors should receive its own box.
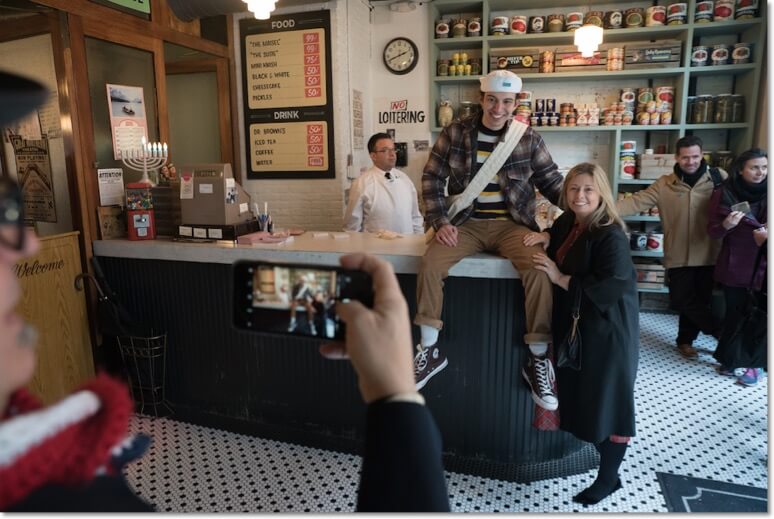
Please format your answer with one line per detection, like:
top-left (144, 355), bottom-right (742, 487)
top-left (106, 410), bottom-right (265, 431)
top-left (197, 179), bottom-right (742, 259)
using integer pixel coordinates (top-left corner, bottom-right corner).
top-left (93, 232), bottom-right (520, 279)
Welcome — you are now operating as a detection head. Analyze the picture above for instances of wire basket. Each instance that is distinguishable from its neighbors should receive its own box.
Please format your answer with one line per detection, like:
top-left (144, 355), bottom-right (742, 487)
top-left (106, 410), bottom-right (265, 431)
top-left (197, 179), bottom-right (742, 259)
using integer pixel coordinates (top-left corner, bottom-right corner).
top-left (117, 332), bottom-right (172, 417)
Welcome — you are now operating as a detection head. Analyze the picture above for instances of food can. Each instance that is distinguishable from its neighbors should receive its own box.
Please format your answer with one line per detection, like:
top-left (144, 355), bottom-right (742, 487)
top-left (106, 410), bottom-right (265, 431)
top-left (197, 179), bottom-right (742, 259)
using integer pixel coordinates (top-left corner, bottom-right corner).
top-left (565, 11), bottom-right (584, 30)
top-left (491, 16), bottom-right (509, 35)
top-left (518, 91), bottom-right (533, 103)
top-left (711, 44), bottom-right (731, 65)
top-left (645, 5), bottom-right (667, 25)
top-left (547, 14), bottom-right (564, 32)
top-left (435, 19), bottom-right (450, 38)
top-left (691, 46), bottom-right (709, 66)
top-left (695, 0), bottom-right (714, 22)
top-left (470, 59), bottom-right (481, 75)
top-left (636, 111), bottom-right (651, 125)
top-left (735, 0), bottom-right (758, 19)
top-left (437, 59), bottom-right (449, 76)
top-left (545, 98), bottom-right (556, 112)
top-left (714, 0), bottom-right (735, 20)
top-left (467, 17), bottom-right (481, 36)
top-left (630, 232), bottom-right (648, 250)
top-left (647, 233), bottom-right (664, 252)
top-left (540, 51), bottom-right (555, 73)
top-left (692, 95), bottom-right (715, 124)
top-left (549, 114), bottom-right (559, 127)
top-left (622, 111), bottom-right (634, 125)
top-left (714, 94), bottom-right (733, 123)
top-left (660, 111), bottom-right (672, 125)
top-left (452, 18), bottom-right (467, 37)
top-left (604, 10), bottom-right (623, 28)
top-left (529, 15), bottom-right (545, 33)
top-left (584, 10), bottom-right (604, 26)
top-left (620, 88), bottom-right (636, 106)
top-left (656, 86), bottom-right (675, 104)
top-left (731, 94), bottom-right (745, 122)
top-left (621, 158), bottom-right (637, 180)
top-left (645, 100), bottom-right (657, 113)
top-left (625, 7), bottom-right (644, 27)
top-left (732, 42), bottom-right (752, 63)
top-left (607, 48), bottom-right (624, 71)
top-left (510, 15), bottom-right (528, 34)
top-left (530, 116), bottom-right (540, 127)
top-left (666, 3), bottom-right (687, 24)
top-left (650, 111), bottom-right (661, 124)
top-left (621, 140), bottom-right (637, 152)
top-left (637, 87), bottom-right (654, 104)
top-left (560, 102), bottom-right (574, 114)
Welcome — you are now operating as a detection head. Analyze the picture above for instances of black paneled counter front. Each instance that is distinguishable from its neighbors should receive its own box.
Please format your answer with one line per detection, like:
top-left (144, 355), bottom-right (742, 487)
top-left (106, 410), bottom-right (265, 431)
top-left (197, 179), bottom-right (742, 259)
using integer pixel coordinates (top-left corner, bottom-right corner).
top-left (93, 234), bottom-right (587, 478)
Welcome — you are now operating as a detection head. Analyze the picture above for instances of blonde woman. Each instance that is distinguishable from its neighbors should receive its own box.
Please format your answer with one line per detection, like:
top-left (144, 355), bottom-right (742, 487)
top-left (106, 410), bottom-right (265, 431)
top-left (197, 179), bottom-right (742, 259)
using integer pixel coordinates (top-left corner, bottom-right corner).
top-left (524, 163), bottom-right (639, 505)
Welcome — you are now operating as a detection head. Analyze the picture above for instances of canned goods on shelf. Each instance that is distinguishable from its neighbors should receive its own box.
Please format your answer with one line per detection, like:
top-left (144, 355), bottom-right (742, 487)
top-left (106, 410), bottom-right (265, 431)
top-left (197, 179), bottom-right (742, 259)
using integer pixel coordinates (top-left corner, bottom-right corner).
top-left (565, 11), bottom-right (584, 30)
top-left (711, 44), bottom-right (731, 65)
top-left (666, 3), bottom-right (687, 24)
top-left (660, 111), bottom-right (673, 125)
top-left (452, 19), bottom-right (467, 37)
top-left (735, 0), bottom-right (758, 18)
top-left (695, 0), bottom-right (714, 22)
top-left (621, 140), bottom-right (637, 152)
top-left (529, 15), bottom-right (545, 33)
top-left (435, 19), bottom-right (450, 38)
top-left (510, 15), bottom-right (527, 34)
top-left (636, 112), bottom-right (651, 125)
top-left (732, 42), bottom-right (752, 63)
top-left (691, 46), bottom-right (709, 66)
top-left (491, 16), bottom-right (509, 35)
top-left (604, 10), bottom-right (623, 28)
top-left (714, 0), bottom-right (735, 21)
top-left (540, 51), bottom-right (555, 73)
top-left (547, 14), bottom-right (564, 32)
top-left (620, 88), bottom-right (636, 104)
top-left (545, 98), bottom-right (556, 112)
top-left (714, 94), bottom-right (733, 123)
top-left (467, 17), bottom-right (481, 37)
top-left (731, 94), bottom-right (745, 122)
top-left (637, 87), bottom-right (654, 104)
top-left (584, 11), bottom-right (604, 26)
top-left (437, 59), bottom-right (449, 76)
top-left (692, 95), bottom-right (715, 124)
top-left (645, 5), bottom-right (666, 26)
top-left (535, 99), bottom-right (545, 112)
top-left (625, 7), bottom-right (644, 27)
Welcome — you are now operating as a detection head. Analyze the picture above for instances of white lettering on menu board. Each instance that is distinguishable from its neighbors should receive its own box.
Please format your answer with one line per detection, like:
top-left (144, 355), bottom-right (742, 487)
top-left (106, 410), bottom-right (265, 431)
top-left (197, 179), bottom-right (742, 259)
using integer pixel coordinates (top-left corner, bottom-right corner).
top-left (249, 122), bottom-right (328, 171)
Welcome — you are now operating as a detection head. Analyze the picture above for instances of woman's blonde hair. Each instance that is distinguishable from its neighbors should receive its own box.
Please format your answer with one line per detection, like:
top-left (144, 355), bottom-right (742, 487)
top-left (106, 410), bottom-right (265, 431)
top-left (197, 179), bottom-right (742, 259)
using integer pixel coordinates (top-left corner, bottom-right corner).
top-left (559, 162), bottom-right (626, 231)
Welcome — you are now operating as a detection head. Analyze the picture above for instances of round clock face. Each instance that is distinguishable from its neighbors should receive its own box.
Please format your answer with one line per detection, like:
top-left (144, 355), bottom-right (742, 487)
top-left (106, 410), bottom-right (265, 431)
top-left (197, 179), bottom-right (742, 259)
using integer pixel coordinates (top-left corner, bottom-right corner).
top-left (383, 37), bottom-right (418, 75)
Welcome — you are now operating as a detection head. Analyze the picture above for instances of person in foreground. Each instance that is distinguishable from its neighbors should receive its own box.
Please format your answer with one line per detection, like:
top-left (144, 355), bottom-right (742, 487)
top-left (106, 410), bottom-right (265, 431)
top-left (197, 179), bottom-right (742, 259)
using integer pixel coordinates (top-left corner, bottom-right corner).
top-left (320, 253), bottom-right (450, 512)
top-left (707, 148), bottom-right (768, 387)
top-left (527, 163), bottom-right (639, 505)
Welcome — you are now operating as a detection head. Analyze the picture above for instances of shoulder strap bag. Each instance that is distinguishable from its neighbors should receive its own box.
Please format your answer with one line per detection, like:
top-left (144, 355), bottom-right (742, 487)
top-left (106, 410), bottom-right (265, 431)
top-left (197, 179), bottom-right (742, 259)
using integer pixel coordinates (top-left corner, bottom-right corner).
top-left (556, 282), bottom-right (582, 370)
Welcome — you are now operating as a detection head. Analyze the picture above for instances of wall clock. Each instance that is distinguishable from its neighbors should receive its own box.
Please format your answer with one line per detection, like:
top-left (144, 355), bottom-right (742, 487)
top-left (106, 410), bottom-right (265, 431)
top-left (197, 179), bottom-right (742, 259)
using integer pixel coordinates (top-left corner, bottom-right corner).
top-left (383, 37), bottom-right (418, 75)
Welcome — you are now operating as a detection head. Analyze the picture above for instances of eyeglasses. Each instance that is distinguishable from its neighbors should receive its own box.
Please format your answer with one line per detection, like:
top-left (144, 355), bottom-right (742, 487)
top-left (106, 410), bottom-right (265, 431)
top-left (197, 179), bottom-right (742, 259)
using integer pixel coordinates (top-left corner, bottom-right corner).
top-left (374, 148), bottom-right (397, 154)
top-left (0, 176), bottom-right (26, 251)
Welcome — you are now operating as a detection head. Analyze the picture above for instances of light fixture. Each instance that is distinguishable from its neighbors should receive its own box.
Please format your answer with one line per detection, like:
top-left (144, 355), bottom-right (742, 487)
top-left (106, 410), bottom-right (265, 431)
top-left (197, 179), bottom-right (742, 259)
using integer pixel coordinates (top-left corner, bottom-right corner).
top-left (574, 24), bottom-right (603, 57)
top-left (243, 0), bottom-right (277, 19)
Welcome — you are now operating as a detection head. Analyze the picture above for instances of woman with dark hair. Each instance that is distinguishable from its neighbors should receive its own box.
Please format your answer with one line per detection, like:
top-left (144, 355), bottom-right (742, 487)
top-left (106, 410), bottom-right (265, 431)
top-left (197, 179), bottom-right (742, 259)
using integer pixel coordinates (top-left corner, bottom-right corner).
top-left (524, 163), bottom-right (639, 505)
top-left (708, 148), bottom-right (767, 387)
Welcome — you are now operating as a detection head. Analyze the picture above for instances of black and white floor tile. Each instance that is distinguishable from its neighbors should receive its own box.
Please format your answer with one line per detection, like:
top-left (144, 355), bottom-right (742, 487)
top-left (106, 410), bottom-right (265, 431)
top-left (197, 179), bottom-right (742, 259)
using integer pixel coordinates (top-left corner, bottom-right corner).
top-left (125, 312), bottom-right (768, 512)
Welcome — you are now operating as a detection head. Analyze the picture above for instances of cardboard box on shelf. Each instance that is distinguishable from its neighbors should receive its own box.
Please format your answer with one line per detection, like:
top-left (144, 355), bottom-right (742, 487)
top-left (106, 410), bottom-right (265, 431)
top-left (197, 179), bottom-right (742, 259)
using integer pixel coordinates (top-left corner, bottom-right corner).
top-left (638, 154), bottom-right (675, 179)
top-left (634, 262), bottom-right (665, 288)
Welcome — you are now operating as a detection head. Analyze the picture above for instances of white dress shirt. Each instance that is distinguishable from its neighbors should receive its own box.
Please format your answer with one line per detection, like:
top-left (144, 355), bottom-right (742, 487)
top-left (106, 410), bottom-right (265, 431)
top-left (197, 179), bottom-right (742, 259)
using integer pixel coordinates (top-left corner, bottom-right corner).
top-left (343, 165), bottom-right (424, 234)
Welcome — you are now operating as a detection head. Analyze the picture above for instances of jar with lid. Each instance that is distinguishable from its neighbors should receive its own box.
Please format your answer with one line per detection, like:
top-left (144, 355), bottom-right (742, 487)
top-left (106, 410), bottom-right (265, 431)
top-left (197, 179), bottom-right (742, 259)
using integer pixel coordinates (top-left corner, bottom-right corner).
top-left (714, 94), bottom-right (733, 123)
top-left (686, 96), bottom-right (696, 121)
top-left (459, 101), bottom-right (476, 120)
top-left (692, 95), bottom-right (715, 124)
top-left (731, 94), bottom-right (745, 122)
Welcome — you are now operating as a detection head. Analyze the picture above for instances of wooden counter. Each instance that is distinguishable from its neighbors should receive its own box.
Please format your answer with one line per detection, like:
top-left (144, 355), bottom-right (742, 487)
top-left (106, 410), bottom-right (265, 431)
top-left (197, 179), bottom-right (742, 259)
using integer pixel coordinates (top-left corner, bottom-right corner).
top-left (93, 234), bottom-right (586, 478)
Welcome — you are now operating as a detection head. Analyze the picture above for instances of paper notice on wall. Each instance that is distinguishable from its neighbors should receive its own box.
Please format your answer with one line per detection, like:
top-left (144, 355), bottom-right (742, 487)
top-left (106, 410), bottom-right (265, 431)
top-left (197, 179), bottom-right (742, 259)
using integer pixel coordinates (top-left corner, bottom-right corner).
top-left (106, 83), bottom-right (149, 159)
top-left (97, 168), bottom-right (125, 206)
top-left (352, 89), bottom-right (364, 150)
top-left (180, 171), bottom-right (194, 200)
top-left (38, 91), bottom-right (62, 139)
top-left (10, 134), bottom-right (57, 222)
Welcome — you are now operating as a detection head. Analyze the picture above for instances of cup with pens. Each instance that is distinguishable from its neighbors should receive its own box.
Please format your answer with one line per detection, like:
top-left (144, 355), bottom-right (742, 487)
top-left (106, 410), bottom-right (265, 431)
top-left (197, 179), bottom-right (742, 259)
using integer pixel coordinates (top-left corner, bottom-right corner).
top-left (257, 202), bottom-right (273, 233)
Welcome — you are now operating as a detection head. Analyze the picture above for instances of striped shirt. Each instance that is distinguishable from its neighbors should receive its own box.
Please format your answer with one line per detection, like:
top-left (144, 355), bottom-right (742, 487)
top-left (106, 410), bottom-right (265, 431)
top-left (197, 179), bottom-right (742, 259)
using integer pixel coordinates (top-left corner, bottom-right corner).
top-left (472, 126), bottom-right (508, 220)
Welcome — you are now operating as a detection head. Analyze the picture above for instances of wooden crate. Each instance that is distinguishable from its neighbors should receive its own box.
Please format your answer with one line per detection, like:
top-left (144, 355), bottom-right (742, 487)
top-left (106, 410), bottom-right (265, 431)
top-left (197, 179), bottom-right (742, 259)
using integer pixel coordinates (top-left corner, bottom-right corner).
top-left (635, 262), bottom-right (665, 289)
top-left (625, 40), bottom-right (682, 69)
top-left (489, 49), bottom-right (540, 74)
top-left (638, 153), bottom-right (674, 179)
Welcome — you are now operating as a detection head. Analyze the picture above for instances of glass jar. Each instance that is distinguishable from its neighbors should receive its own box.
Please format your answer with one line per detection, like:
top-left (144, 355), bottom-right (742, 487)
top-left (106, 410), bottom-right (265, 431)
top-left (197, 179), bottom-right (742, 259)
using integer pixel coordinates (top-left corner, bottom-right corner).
top-left (459, 101), bottom-right (476, 119)
top-left (692, 95), bottom-right (714, 124)
top-left (686, 96), bottom-right (696, 121)
top-left (731, 94), bottom-right (745, 122)
top-left (437, 59), bottom-right (449, 76)
top-left (715, 150), bottom-right (734, 170)
top-left (714, 94), bottom-right (733, 123)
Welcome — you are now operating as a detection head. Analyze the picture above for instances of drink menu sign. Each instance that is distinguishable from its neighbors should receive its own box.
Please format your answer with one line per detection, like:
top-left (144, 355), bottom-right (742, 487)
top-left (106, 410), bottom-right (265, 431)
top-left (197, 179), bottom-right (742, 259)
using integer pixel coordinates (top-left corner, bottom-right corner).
top-left (240, 11), bottom-right (334, 179)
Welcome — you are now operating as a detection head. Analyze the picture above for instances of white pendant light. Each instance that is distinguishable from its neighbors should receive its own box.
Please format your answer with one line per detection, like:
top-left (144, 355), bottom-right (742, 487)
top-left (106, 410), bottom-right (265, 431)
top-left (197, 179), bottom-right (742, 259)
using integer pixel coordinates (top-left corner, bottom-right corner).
top-left (574, 24), bottom-right (603, 57)
top-left (243, 0), bottom-right (277, 20)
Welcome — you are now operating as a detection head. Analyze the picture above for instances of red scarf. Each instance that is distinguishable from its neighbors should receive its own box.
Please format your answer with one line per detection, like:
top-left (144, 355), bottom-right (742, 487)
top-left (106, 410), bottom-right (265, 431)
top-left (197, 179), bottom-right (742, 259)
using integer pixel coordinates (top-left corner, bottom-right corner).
top-left (0, 374), bottom-right (132, 510)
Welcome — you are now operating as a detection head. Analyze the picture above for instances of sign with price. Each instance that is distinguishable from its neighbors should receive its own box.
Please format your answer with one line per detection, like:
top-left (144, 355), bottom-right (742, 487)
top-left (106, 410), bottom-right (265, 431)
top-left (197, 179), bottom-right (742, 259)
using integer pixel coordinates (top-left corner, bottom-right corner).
top-left (240, 11), bottom-right (334, 179)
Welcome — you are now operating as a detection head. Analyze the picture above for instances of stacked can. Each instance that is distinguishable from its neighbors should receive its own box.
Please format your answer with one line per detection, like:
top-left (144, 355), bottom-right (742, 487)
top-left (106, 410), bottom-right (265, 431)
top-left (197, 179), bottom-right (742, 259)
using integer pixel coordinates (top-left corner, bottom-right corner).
top-left (620, 140), bottom-right (637, 179)
top-left (531, 98), bottom-right (558, 127)
top-left (635, 86), bottom-right (673, 125)
top-left (655, 86), bottom-right (674, 124)
top-left (491, 16), bottom-right (509, 35)
top-left (732, 42), bottom-right (752, 63)
top-left (565, 11), bottom-right (584, 30)
top-left (516, 91), bottom-right (532, 121)
top-left (602, 102), bottom-right (631, 126)
top-left (714, 0), bottom-right (735, 20)
top-left (645, 5), bottom-right (666, 25)
top-left (735, 0), bottom-right (758, 18)
top-left (711, 44), bottom-right (731, 65)
top-left (559, 102), bottom-right (575, 127)
top-left (666, 3), bottom-right (687, 24)
top-left (607, 48), bottom-right (624, 71)
top-left (510, 15), bottom-right (528, 34)
top-left (540, 51), bottom-right (555, 73)
top-left (694, 1), bottom-right (714, 22)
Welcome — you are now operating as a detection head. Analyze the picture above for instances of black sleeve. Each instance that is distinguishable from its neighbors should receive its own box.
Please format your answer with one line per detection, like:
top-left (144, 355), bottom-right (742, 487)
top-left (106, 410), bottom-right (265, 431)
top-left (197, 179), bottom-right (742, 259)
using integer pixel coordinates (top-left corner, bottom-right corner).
top-left (356, 401), bottom-right (450, 512)
top-left (8, 476), bottom-right (154, 512)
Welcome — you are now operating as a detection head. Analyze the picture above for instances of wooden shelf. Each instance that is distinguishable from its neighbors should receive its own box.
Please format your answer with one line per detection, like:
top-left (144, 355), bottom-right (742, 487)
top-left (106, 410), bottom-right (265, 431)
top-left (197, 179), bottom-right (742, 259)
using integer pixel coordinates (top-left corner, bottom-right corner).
top-left (434, 37), bottom-right (484, 50)
top-left (517, 68), bottom-right (686, 82)
top-left (619, 179), bottom-right (661, 185)
top-left (624, 216), bottom-right (661, 222)
top-left (689, 63), bottom-right (757, 76)
top-left (630, 250), bottom-right (664, 257)
top-left (685, 123), bottom-right (749, 130)
top-left (692, 18), bottom-right (763, 36)
top-left (485, 25), bottom-right (688, 48)
top-left (637, 286), bottom-right (669, 294)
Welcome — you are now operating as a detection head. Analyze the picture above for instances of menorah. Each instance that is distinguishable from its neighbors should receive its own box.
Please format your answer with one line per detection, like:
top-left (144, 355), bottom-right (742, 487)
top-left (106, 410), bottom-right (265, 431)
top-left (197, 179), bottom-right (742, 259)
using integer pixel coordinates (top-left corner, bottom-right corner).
top-left (118, 136), bottom-right (168, 186)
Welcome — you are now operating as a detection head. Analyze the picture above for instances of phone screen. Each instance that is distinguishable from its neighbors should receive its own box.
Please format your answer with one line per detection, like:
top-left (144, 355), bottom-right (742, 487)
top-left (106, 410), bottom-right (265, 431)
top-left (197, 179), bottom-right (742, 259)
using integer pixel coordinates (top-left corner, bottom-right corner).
top-left (233, 260), bottom-right (374, 340)
top-left (731, 201), bottom-right (751, 215)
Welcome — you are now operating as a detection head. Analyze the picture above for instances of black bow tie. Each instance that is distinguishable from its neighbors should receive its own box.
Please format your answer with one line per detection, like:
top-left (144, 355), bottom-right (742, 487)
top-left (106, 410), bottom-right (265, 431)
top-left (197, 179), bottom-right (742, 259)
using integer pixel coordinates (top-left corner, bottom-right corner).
top-left (384, 171), bottom-right (393, 180)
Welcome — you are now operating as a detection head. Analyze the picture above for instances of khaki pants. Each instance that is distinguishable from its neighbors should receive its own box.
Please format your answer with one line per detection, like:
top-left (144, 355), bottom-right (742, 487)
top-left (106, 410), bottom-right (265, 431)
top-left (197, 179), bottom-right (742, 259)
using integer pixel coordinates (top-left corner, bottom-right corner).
top-left (415, 219), bottom-right (553, 344)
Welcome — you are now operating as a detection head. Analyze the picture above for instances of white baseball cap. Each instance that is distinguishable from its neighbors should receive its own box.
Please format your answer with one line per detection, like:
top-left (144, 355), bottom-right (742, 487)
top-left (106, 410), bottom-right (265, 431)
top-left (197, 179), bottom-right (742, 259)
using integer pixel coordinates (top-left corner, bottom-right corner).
top-left (479, 70), bottom-right (522, 94)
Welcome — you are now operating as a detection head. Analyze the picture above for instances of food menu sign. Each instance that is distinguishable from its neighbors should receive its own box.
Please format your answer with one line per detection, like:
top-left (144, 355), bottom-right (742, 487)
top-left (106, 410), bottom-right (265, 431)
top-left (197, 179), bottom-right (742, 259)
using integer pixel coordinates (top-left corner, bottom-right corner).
top-left (240, 11), bottom-right (334, 179)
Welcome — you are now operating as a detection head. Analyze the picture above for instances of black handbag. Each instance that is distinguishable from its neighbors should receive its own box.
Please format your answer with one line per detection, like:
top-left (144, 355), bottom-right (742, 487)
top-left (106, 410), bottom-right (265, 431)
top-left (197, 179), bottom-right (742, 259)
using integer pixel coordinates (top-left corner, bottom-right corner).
top-left (556, 285), bottom-right (582, 370)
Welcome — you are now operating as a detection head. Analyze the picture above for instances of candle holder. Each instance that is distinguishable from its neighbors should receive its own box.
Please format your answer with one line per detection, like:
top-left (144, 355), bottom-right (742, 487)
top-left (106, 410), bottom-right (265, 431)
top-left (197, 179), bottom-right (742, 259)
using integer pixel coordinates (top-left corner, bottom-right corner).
top-left (119, 137), bottom-right (168, 186)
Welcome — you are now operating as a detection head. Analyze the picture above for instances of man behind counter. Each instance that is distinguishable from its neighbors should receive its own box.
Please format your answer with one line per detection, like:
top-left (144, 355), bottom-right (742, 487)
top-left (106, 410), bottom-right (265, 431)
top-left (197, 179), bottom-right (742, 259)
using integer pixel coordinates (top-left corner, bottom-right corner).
top-left (343, 133), bottom-right (424, 235)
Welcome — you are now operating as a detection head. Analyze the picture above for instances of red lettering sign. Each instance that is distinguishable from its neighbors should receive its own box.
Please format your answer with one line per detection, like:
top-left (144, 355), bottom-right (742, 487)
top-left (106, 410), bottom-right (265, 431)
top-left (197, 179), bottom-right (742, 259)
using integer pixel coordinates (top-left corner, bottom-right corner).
top-left (390, 100), bottom-right (408, 110)
top-left (307, 134), bottom-right (322, 144)
top-left (305, 87), bottom-right (320, 98)
top-left (308, 157), bottom-right (324, 167)
top-left (306, 124), bottom-right (323, 134)
top-left (304, 55), bottom-right (320, 65)
top-left (305, 65), bottom-right (320, 75)
top-left (304, 43), bottom-right (320, 54)
top-left (305, 75), bottom-right (320, 86)
top-left (303, 32), bottom-right (319, 43)
top-left (307, 145), bottom-right (322, 154)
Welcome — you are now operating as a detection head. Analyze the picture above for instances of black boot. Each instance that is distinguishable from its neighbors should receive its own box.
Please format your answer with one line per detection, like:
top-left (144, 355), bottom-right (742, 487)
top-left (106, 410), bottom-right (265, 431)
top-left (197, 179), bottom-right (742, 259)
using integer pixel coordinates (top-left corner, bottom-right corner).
top-left (573, 439), bottom-right (627, 505)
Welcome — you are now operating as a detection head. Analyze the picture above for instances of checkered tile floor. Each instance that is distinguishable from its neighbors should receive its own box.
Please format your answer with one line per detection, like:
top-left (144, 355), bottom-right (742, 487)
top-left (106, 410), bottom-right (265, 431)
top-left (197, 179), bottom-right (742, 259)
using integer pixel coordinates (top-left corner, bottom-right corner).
top-left (125, 312), bottom-right (768, 512)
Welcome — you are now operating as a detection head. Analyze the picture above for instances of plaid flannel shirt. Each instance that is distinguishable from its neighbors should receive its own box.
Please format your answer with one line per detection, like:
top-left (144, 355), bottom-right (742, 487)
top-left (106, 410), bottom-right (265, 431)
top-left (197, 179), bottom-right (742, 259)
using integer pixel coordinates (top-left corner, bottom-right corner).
top-left (422, 113), bottom-right (563, 231)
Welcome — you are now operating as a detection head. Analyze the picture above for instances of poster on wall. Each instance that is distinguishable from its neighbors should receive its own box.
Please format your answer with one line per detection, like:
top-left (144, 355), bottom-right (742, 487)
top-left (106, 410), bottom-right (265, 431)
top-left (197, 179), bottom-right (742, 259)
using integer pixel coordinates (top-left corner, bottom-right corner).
top-left (375, 97), bottom-right (427, 130)
top-left (352, 89), bottom-right (364, 150)
top-left (106, 83), bottom-right (148, 160)
top-left (9, 134), bottom-right (57, 222)
top-left (240, 11), bottom-right (335, 179)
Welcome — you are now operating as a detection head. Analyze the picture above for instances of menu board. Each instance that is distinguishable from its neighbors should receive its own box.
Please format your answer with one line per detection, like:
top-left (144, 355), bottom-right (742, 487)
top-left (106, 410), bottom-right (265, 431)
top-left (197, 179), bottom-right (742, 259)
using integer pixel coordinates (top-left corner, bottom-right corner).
top-left (240, 11), bottom-right (334, 179)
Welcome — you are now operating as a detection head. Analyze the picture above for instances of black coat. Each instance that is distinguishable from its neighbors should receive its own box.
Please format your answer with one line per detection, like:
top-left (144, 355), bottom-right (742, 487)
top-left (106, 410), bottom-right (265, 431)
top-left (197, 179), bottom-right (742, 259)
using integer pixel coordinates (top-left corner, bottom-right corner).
top-left (547, 212), bottom-right (640, 444)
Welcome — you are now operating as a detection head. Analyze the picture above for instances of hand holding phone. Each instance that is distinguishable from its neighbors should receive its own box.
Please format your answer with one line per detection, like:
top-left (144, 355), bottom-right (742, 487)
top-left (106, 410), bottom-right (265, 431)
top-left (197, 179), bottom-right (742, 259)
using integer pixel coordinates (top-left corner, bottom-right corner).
top-left (731, 201), bottom-right (751, 214)
top-left (320, 254), bottom-right (415, 403)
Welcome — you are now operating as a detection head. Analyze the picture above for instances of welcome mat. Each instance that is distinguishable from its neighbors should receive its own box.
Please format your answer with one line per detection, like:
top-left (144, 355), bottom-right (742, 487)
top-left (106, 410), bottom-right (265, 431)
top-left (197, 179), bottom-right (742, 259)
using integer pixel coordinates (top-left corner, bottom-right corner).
top-left (657, 472), bottom-right (767, 512)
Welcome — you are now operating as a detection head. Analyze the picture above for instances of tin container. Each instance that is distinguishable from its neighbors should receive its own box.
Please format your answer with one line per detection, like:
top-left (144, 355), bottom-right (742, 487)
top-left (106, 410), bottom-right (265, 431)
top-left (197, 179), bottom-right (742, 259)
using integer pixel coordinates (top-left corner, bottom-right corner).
top-left (560, 102), bottom-right (574, 114)
top-left (650, 112), bottom-right (661, 125)
top-left (435, 19), bottom-right (450, 38)
top-left (686, 96), bottom-right (696, 119)
top-left (491, 16), bottom-right (509, 35)
top-left (714, 0), bottom-right (735, 20)
top-left (518, 91), bottom-right (533, 104)
top-left (691, 46), bottom-right (710, 66)
top-left (530, 116), bottom-right (539, 127)
top-left (714, 94), bottom-right (733, 123)
top-left (510, 15), bottom-right (528, 34)
top-left (622, 111), bottom-right (634, 125)
top-left (711, 44), bottom-right (730, 65)
top-left (636, 111), bottom-right (651, 125)
top-left (666, 3), bottom-right (687, 24)
top-left (731, 94), bottom-right (745, 122)
top-left (470, 59), bottom-right (481, 75)
top-left (565, 11), bottom-right (584, 30)
top-left (545, 98), bottom-right (556, 112)
top-left (535, 99), bottom-right (545, 112)
top-left (656, 86), bottom-right (675, 105)
top-left (620, 88), bottom-right (636, 107)
top-left (695, 0), bottom-right (714, 22)
top-left (621, 140), bottom-right (637, 152)
top-left (547, 14), bottom-right (564, 32)
top-left (660, 111), bottom-right (672, 125)
top-left (549, 114), bottom-right (559, 127)
top-left (735, 0), bottom-right (758, 18)
top-left (645, 100), bottom-right (657, 113)
top-left (452, 18), bottom-right (467, 37)
top-left (637, 87), bottom-right (654, 105)
top-left (630, 232), bottom-right (648, 251)
top-left (647, 232), bottom-right (664, 252)
top-left (467, 17), bottom-right (481, 36)
top-left (584, 11), bottom-right (604, 26)
top-left (529, 15), bottom-right (545, 33)
top-left (732, 42), bottom-right (752, 63)
top-left (604, 10), bottom-right (623, 28)
top-left (645, 5), bottom-right (667, 25)
top-left (437, 59), bottom-right (449, 76)
top-left (607, 48), bottom-right (624, 71)
top-left (625, 7), bottom-right (644, 27)
top-left (692, 95), bottom-right (715, 124)
top-left (540, 51), bottom-right (555, 73)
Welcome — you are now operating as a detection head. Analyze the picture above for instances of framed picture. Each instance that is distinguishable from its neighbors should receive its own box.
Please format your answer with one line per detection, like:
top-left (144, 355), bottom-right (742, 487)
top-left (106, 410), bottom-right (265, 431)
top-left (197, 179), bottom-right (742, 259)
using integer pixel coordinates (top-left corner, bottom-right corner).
top-left (97, 205), bottom-right (127, 239)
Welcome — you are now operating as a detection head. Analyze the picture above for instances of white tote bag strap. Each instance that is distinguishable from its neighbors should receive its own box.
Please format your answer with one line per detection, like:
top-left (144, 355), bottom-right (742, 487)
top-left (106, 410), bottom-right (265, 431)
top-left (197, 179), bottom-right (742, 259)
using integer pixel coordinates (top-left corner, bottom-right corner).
top-left (424, 118), bottom-right (528, 244)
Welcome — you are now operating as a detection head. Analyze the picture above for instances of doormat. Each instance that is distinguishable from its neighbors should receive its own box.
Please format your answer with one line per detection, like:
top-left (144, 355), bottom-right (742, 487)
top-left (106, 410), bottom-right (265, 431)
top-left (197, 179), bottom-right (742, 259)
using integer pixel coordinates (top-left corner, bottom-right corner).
top-left (657, 472), bottom-right (767, 512)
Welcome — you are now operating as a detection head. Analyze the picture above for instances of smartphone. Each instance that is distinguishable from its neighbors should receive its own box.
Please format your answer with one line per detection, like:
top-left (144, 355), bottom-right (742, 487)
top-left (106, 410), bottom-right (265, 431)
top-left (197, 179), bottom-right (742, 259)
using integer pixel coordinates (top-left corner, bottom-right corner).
top-left (233, 260), bottom-right (374, 340)
top-left (731, 201), bottom-right (751, 214)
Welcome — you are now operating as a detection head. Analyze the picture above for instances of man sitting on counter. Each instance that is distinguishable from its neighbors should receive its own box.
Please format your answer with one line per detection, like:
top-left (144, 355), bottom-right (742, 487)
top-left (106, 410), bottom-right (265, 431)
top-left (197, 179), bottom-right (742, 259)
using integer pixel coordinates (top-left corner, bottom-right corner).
top-left (343, 132), bottom-right (425, 235)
